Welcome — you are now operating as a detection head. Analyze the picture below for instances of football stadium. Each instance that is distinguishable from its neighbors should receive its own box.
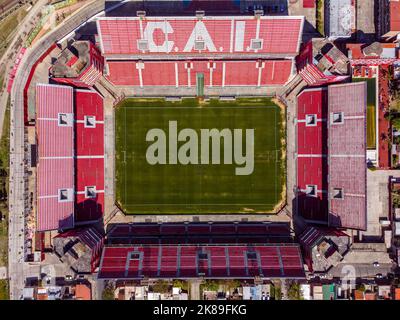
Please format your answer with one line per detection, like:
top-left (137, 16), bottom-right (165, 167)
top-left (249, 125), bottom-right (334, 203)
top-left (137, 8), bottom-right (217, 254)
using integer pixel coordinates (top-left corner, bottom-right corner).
top-left (8, 0), bottom-right (368, 285)
top-left (31, 10), bottom-right (305, 230)
top-left (115, 98), bottom-right (285, 214)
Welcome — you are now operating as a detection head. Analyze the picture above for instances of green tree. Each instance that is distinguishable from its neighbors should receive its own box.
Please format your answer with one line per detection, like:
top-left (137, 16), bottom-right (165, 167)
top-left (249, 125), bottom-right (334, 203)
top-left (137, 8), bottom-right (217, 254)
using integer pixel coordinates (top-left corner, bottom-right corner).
top-left (172, 279), bottom-right (188, 291)
top-left (102, 282), bottom-right (115, 300)
top-left (287, 281), bottom-right (302, 300)
top-left (201, 280), bottom-right (219, 292)
top-left (274, 286), bottom-right (282, 300)
top-left (152, 280), bottom-right (170, 294)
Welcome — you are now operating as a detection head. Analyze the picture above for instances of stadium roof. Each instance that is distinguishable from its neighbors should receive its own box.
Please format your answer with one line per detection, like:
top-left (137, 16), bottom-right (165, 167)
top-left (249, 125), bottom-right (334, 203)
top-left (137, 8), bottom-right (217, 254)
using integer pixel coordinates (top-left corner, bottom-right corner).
top-left (36, 84), bottom-right (75, 231)
top-left (98, 244), bottom-right (305, 279)
top-left (96, 16), bottom-right (304, 58)
top-left (327, 82), bottom-right (367, 230)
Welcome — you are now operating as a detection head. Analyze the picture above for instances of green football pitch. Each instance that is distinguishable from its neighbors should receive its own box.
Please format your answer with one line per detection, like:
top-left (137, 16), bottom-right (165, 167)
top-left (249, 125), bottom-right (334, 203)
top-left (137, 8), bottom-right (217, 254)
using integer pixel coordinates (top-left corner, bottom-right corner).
top-left (115, 98), bottom-right (285, 214)
top-left (353, 78), bottom-right (376, 149)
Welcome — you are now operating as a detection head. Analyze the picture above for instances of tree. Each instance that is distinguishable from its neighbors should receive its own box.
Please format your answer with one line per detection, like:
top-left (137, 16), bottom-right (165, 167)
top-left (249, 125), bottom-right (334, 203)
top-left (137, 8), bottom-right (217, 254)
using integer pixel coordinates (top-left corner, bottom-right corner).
top-left (152, 280), bottom-right (170, 294)
top-left (201, 280), bottom-right (219, 292)
top-left (287, 281), bottom-right (302, 300)
top-left (357, 284), bottom-right (366, 292)
top-left (274, 286), bottom-right (282, 300)
top-left (172, 279), bottom-right (188, 291)
top-left (102, 282), bottom-right (115, 300)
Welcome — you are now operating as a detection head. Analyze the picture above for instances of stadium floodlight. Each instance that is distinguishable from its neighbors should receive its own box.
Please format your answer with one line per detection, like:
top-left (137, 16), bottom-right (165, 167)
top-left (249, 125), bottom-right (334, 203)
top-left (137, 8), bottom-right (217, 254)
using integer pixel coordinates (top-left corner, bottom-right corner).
top-left (136, 10), bottom-right (146, 17)
top-left (254, 9), bottom-right (264, 17)
top-left (196, 10), bottom-right (205, 19)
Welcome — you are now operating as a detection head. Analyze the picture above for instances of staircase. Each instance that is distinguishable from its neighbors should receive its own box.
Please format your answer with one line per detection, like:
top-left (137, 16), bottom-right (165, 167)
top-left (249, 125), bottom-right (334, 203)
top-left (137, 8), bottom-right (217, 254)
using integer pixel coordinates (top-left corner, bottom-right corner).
top-left (94, 76), bottom-right (123, 101)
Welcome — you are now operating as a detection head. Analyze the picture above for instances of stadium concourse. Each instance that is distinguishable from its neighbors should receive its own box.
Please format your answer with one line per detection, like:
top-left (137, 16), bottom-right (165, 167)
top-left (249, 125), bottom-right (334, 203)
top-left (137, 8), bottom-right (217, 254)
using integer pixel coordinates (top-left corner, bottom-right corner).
top-left (296, 82), bottom-right (367, 231)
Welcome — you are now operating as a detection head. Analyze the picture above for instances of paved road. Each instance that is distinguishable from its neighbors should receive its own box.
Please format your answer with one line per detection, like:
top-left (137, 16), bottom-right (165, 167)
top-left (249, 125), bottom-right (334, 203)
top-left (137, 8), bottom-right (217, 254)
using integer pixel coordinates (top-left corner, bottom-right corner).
top-left (329, 263), bottom-right (394, 280)
top-left (0, 0), bottom-right (41, 139)
top-left (6, 0), bottom-right (50, 300)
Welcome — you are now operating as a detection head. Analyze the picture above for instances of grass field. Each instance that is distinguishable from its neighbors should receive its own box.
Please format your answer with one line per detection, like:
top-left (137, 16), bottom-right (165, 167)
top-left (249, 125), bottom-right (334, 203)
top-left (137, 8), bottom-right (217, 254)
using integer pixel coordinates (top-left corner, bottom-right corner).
top-left (115, 98), bottom-right (285, 215)
top-left (353, 78), bottom-right (376, 149)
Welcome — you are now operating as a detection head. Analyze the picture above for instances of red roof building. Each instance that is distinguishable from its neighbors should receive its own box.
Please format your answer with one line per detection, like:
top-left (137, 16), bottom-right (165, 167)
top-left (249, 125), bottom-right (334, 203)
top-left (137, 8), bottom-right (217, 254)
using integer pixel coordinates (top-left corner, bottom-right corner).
top-left (75, 284), bottom-right (92, 300)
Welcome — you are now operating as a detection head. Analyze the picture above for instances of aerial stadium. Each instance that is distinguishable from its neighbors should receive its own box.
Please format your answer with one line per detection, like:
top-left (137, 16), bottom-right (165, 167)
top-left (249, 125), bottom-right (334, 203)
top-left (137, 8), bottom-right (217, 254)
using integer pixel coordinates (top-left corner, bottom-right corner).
top-left (34, 8), bottom-right (305, 229)
top-left (8, 0), bottom-right (368, 287)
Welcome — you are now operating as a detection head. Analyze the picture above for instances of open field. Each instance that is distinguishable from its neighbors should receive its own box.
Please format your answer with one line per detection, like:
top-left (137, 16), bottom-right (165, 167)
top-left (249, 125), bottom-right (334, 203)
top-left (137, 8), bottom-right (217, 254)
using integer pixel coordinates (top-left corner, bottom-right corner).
top-left (115, 98), bottom-right (285, 215)
top-left (0, 4), bottom-right (28, 59)
top-left (353, 78), bottom-right (376, 149)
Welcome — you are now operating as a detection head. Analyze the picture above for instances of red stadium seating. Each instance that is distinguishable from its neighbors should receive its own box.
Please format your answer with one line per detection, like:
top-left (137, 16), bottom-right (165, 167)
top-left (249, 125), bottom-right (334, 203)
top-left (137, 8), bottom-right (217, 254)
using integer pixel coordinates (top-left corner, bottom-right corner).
top-left (296, 84), bottom-right (367, 230)
top-left (36, 84), bottom-right (75, 231)
top-left (97, 17), bottom-right (303, 57)
top-left (296, 88), bottom-right (328, 223)
top-left (106, 60), bottom-right (293, 87)
top-left (98, 244), bottom-right (305, 279)
top-left (75, 90), bottom-right (105, 222)
top-left (107, 222), bottom-right (292, 245)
